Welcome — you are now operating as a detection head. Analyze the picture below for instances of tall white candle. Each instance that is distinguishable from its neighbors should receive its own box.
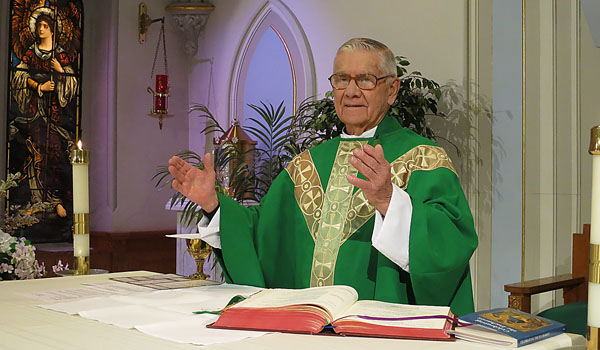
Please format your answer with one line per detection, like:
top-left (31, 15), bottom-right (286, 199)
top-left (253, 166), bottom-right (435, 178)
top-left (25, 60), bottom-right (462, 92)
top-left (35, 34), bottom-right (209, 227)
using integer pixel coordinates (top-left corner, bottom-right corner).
top-left (590, 154), bottom-right (600, 328)
top-left (592, 154), bottom-right (600, 245)
top-left (71, 140), bottom-right (90, 275)
top-left (589, 126), bottom-right (600, 333)
top-left (72, 141), bottom-right (89, 214)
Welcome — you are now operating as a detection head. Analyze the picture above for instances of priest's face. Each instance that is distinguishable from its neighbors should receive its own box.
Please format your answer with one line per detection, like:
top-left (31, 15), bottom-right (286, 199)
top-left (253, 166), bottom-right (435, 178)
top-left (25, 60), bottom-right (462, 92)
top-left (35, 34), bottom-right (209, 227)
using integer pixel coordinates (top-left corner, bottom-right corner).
top-left (332, 50), bottom-right (399, 135)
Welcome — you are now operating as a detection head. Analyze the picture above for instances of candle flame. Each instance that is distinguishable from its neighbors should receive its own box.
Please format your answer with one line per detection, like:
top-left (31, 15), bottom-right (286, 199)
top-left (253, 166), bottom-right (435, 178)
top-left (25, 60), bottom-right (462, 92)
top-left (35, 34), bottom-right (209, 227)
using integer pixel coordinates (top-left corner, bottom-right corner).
top-left (77, 140), bottom-right (83, 150)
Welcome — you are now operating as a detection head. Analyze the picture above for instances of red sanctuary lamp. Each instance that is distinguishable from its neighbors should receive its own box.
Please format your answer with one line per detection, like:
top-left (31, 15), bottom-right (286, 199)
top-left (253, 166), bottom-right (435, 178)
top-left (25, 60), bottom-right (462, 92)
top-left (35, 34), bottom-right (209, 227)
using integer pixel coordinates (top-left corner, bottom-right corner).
top-left (147, 74), bottom-right (171, 129)
top-left (154, 74), bottom-right (168, 113)
top-left (144, 14), bottom-right (172, 130)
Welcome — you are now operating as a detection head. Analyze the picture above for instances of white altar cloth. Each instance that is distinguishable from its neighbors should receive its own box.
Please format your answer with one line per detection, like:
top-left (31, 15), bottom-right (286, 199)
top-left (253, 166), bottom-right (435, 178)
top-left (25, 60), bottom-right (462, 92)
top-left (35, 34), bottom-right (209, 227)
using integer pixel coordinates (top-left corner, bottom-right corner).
top-left (0, 271), bottom-right (587, 349)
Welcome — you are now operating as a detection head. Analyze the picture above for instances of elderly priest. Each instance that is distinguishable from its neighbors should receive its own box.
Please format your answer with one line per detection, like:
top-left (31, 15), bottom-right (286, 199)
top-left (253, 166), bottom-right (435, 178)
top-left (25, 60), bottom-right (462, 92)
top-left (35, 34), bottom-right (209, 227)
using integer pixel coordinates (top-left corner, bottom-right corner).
top-left (168, 38), bottom-right (478, 316)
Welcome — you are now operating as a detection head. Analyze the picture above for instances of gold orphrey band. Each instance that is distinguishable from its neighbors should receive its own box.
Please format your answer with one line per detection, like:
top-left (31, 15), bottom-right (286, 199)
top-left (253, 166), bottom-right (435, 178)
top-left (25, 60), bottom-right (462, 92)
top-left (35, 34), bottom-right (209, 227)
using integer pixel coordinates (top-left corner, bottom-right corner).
top-left (73, 213), bottom-right (89, 235)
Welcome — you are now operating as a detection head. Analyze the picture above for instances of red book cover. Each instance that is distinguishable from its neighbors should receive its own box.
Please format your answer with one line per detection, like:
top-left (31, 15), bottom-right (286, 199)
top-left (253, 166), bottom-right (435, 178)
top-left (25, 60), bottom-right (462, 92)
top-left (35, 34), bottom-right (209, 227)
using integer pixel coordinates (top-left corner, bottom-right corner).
top-left (209, 285), bottom-right (455, 341)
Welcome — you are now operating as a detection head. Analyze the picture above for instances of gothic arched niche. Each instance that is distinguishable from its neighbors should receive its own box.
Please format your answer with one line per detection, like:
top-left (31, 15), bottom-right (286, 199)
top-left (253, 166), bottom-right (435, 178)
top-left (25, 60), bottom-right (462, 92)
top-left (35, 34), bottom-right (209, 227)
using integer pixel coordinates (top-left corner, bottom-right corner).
top-left (229, 1), bottom-right (315, 130)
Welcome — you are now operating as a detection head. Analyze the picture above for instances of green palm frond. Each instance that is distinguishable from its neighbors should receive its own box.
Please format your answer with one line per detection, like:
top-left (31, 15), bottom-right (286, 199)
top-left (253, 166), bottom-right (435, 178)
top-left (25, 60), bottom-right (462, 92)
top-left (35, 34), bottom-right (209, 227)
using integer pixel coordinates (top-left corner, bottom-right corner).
top-left (190, 103), bottom-right (226, 135)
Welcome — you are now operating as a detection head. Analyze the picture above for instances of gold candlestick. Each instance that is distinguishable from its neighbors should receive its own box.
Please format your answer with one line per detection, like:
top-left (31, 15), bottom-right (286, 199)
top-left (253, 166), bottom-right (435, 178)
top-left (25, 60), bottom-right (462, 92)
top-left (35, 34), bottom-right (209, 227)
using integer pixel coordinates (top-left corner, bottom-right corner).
top-left (588, 126), bottom-right (600, 350)
top-left (71, 142), bottom-right (90, 275)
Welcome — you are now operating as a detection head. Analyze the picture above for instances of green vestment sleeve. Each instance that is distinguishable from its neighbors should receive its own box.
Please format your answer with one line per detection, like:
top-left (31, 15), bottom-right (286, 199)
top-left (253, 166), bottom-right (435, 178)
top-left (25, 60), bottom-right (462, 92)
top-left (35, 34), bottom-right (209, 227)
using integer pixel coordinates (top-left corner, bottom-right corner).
top-left (215, 116), bottom-right (478, 316)
top-left (405, 168), bottom-right (477, 315)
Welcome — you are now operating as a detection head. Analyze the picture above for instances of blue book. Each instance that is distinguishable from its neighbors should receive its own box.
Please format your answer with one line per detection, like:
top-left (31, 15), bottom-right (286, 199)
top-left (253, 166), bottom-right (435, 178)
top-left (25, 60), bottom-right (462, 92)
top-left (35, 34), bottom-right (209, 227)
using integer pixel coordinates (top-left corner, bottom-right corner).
top-left (447, 308), bottom-right (566, 347)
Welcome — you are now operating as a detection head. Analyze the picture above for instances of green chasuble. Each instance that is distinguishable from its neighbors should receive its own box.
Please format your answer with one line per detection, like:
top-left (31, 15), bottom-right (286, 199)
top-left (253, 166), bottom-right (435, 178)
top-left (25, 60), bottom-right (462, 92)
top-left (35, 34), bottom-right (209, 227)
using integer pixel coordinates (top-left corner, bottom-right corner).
top-left (215, 116), bottom-right (478, 316)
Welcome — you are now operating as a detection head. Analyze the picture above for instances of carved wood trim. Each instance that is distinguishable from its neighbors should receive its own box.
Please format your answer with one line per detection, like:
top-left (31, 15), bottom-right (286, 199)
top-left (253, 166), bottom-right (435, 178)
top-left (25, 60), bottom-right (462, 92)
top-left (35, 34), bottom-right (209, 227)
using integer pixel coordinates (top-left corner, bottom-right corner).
top-left (508, 294), bottom-right (531, 313)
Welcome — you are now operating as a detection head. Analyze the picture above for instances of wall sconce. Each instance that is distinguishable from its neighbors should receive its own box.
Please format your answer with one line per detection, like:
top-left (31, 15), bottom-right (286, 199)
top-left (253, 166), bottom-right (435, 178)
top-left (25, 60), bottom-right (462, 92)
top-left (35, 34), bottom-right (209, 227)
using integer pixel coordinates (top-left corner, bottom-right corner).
top-left (139, 2), bottom-right (173, 129)
top-left (139, 2), bottom-right (162, 44)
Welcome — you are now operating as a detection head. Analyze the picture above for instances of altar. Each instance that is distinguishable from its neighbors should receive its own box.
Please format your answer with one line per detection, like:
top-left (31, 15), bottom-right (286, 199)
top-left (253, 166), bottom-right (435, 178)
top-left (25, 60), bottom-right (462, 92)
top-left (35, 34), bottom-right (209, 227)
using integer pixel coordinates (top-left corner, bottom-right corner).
top-left (0, 271), bottom-right (587, 349)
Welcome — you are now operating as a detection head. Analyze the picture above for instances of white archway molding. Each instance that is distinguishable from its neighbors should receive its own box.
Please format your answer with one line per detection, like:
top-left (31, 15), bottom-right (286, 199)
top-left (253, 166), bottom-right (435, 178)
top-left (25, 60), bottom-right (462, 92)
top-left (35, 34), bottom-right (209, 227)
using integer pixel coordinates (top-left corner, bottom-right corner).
top-left (228, 0), bottom-right (316, 124)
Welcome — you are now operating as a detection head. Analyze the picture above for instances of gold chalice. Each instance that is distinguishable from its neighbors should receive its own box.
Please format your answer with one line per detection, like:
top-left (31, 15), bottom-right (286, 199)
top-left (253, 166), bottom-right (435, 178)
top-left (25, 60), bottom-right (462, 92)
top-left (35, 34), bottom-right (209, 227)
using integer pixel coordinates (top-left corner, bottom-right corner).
top-left (186, 238), bottom-right (212, 280)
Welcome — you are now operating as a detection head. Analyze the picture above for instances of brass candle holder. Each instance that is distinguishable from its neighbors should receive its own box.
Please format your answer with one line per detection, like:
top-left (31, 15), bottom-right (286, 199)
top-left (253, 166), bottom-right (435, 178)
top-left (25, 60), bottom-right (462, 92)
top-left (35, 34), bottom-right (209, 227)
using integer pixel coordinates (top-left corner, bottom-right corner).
top-left (73, 213), bottom-right (90, 275)
top-left (186, 238), bottom-right (212, 280)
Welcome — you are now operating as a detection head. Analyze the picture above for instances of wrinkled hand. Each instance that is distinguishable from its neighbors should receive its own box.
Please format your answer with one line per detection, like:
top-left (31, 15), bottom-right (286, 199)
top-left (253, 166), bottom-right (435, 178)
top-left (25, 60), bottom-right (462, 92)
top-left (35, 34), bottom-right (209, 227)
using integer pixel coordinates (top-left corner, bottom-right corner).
top-left (168, 153), bottom-right (219, 212)
top-left (347, 144), bottom-right (393, 215)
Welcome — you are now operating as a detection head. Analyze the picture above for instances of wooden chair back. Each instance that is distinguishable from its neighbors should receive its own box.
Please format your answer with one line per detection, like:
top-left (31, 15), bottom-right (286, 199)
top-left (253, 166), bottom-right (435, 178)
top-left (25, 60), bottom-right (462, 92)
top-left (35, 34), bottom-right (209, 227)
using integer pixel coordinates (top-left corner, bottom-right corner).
top-left (504, 224), bottom-right (589, 313)
top-left (569, 223), bottom-right (590, 303)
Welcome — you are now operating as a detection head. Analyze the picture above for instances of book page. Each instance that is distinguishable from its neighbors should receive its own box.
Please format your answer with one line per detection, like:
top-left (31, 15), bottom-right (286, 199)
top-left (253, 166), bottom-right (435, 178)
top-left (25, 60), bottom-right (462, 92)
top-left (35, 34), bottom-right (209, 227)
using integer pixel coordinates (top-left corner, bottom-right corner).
top-left (337, 300), bottom-right (450, 329)
top-left (446, 325), bottom-right (515, 346)
top-left (232, 285), bottom-right (358, 320)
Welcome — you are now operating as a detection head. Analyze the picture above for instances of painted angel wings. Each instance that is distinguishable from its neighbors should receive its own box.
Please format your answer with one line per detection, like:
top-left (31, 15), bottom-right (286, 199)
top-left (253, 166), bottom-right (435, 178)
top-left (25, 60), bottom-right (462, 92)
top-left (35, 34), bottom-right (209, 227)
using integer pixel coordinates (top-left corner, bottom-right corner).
top-left (11, 0), bottom-right (82, 64)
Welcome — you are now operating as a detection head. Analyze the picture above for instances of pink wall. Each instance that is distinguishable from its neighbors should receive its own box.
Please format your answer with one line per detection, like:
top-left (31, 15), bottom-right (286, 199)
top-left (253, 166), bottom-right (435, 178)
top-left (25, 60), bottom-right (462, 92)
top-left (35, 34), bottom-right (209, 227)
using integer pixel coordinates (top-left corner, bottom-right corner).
top-left (83, 0), bottom-right (189, 232)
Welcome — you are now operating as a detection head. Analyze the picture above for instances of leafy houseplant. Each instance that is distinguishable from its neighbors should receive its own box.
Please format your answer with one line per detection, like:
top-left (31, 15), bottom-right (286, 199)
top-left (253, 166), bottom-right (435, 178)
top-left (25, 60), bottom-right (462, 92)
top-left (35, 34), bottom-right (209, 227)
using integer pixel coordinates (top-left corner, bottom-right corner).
top-left (155, 55), bottom-right (443, 224)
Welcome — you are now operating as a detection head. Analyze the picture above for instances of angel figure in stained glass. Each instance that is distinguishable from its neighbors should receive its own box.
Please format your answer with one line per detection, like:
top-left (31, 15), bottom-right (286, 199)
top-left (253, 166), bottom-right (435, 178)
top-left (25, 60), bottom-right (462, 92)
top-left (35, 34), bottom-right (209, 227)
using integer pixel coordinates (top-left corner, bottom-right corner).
top-left (7, 0), bottom-right (82, 241)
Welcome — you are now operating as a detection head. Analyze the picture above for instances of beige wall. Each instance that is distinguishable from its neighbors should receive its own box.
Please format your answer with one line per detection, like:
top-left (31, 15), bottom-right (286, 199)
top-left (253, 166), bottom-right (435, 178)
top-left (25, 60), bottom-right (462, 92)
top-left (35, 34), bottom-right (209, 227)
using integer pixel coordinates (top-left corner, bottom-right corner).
top-left (83, 0), bottom-right (190, 232)
top-left (524, 0), bottom-right (600, 313)
top-left (190, 0), bottom-right (472, 150)
top-left (580, 4), bottom-right (600, 242)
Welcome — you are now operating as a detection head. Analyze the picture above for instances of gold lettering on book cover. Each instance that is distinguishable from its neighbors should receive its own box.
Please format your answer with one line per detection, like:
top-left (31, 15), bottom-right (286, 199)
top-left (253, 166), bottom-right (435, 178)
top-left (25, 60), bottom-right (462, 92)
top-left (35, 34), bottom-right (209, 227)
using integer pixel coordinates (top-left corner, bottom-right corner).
top-left (310, 140), bottom-right (367, 287)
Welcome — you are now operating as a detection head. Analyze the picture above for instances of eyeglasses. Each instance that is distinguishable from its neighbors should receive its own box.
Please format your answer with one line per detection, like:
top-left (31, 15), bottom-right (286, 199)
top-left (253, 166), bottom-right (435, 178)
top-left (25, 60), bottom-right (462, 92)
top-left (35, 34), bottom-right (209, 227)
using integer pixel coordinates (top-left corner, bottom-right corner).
top-left (328, 73), bottom-right (394, 90)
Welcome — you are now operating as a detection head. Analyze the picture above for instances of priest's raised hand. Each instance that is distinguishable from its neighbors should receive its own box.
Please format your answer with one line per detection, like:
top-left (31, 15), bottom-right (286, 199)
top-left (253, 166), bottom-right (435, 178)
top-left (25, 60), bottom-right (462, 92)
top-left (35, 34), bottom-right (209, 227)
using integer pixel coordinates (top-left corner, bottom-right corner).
top-left (168, 153), bottom-right (219, 212)
top-left (346, 144), bottom-right (393, 215)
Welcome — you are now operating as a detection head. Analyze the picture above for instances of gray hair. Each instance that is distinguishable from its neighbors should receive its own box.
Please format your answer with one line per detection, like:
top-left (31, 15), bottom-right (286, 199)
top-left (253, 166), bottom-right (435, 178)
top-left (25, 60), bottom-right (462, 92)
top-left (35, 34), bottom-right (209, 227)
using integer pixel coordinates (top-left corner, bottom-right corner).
top-left (336, 38), bottom-right (397, 77)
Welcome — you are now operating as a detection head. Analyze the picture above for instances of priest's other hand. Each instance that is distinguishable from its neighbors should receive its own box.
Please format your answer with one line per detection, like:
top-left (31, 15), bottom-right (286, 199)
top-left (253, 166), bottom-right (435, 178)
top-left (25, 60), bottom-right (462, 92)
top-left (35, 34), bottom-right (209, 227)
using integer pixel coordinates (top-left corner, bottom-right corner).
top-left (347, 144), bottom-right (393, 215)
top-left (168, 153), bottom-right (219, 212)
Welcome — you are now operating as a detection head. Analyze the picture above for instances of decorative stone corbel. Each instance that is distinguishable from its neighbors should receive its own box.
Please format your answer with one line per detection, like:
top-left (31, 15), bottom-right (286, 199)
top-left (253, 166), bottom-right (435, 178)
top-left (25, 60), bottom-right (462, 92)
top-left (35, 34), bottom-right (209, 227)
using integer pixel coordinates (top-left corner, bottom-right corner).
top-left (166, 1), bottom-right (215, 56)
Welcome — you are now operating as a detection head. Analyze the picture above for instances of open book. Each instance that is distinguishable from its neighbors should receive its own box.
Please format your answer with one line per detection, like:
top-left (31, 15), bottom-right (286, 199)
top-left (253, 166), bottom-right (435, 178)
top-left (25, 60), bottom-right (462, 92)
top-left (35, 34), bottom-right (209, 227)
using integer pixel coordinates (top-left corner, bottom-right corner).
top-left (209, 285), bottom-right (455, 340)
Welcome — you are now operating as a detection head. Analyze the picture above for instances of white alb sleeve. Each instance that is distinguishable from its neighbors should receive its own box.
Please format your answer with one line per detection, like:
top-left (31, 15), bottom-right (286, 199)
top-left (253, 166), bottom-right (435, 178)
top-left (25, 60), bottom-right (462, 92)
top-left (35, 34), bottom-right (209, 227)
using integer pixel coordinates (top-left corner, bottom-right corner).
top-left (196, 208), bottom-right (222, 249)
top-left (371, 184), bottom-right (412, 272)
